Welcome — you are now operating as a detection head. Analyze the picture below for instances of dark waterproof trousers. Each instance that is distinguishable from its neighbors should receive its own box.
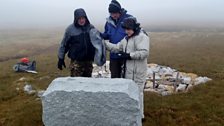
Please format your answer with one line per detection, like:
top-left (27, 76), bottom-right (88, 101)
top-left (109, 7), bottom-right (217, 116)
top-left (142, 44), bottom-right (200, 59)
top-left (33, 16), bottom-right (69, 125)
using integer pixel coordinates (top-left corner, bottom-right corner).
top-left (109, 59), bottom-right (123, 78)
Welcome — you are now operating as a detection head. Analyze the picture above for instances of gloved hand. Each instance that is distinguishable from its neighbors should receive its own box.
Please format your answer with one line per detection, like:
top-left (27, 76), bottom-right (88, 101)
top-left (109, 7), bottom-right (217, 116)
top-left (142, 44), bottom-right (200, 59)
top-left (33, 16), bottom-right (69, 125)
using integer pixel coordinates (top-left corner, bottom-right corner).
top-left (117, 51), bottom-right (131, 60)
top-left (100, 32), bottom-right (109, 40)
top-left (57, 58), bottom-right (66, 70)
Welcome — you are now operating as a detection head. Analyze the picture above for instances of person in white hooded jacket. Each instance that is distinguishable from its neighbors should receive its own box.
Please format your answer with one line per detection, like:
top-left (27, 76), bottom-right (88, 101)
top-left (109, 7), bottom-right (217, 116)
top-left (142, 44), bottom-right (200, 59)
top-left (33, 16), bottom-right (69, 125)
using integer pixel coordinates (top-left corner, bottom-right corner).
top-left (104, 17), bottom-right (150, 119)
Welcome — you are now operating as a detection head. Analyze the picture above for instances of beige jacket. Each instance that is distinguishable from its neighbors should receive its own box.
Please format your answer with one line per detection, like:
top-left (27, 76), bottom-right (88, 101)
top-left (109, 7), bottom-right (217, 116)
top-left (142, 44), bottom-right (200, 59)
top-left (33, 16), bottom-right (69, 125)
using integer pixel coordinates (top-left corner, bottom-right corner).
top-left (105, 31), bottom-right (150, 84)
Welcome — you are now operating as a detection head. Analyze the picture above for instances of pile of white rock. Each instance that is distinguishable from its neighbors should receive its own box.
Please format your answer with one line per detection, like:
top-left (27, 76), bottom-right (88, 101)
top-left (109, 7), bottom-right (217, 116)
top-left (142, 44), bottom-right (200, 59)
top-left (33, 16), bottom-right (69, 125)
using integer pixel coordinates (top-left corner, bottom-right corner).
top-left (92, 61), bottom-right (111, 78)
top-left (145, 64), bottom-right (212, 96)
top-left (17, 61), bottom-right (212, 97)
top-left (15, 77), bottom-right (45, 97)
top-left (23, 84), bottom-right (45, 97)
top-left (92, 61), bottom-right (212, 96)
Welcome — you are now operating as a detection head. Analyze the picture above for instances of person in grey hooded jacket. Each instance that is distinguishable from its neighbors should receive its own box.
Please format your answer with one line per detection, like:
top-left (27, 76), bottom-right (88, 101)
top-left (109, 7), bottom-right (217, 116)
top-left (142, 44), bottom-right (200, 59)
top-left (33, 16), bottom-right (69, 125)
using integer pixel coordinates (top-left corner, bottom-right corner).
top-left (104, 17), bottom-right (150, 119)
top-left (58, 8), bottom-right (105, 77)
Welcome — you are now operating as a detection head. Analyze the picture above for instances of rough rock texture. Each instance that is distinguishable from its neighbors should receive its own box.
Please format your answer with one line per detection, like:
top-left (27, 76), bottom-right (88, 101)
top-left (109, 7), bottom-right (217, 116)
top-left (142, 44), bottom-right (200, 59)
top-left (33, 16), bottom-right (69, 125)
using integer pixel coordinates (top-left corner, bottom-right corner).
top-left (42, 77), bottom-right (141, 126)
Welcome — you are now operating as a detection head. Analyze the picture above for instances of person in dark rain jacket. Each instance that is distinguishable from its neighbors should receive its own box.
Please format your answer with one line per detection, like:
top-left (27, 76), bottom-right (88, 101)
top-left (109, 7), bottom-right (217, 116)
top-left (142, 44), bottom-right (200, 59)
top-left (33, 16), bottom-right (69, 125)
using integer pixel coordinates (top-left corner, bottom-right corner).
top-left (58, 8), bottom-right (105, 77)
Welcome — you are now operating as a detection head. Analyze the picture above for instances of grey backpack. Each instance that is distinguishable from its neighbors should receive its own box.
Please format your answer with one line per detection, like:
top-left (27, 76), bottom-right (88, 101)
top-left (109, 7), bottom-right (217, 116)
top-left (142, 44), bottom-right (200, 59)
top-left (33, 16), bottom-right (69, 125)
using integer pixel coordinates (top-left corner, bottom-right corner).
top-left (13, 61), bottom-right (36, 72)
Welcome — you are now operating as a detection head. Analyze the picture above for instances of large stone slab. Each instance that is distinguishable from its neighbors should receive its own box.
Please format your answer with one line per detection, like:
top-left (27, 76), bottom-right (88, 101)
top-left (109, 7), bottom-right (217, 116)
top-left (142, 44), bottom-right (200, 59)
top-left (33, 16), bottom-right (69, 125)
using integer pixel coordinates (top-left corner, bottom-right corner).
top-left (42, 77), bottom-right (141, 126)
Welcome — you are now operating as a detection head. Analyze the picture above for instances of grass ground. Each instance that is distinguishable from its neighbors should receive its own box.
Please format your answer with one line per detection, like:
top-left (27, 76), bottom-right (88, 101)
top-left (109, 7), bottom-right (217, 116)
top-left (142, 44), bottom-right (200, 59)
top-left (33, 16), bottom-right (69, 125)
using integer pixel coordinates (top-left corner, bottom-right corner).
top-left (0, 30), bottom-right (224, 126)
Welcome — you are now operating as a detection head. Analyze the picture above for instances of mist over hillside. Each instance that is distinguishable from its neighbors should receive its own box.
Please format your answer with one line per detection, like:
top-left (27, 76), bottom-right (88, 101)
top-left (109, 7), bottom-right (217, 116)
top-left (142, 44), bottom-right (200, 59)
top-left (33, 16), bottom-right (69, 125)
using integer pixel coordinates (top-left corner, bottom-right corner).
top-left (1, 0), bottom-right (224, 32)
top-left (1, 24), bottom-right (224, 33)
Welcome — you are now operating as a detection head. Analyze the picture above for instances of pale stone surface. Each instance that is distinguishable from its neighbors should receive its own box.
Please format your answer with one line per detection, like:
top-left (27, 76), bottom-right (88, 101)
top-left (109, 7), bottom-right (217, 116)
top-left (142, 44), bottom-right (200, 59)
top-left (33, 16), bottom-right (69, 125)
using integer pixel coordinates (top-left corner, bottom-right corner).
top-left (91, 62), bottom-right (212, 96)
top-left (23, 84), bottom-right (36, 95)
top-left (42, 77), bottom-right (142, 126)
top-left (144, 63), bottom-right (212, 95)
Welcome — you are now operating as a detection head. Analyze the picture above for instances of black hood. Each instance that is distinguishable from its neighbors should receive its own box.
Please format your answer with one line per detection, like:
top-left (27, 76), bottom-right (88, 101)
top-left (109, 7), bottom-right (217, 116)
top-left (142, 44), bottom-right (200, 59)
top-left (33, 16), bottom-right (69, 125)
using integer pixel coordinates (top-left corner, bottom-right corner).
top-left (121, 17), bottom-right (140, 31)
top-left (74, 8), bottom-right (90, 27)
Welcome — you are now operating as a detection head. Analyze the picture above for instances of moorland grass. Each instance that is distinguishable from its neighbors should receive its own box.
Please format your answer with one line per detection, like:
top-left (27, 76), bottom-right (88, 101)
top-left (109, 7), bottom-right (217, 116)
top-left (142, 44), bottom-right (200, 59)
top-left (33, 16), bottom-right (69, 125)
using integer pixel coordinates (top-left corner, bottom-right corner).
top-left (0, 30), bottom-right (223, 126)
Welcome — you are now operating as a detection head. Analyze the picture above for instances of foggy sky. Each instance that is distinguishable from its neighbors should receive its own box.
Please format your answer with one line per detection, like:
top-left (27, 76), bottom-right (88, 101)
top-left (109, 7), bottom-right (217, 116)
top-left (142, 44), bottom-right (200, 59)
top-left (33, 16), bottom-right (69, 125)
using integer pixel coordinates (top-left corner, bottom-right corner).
top-left (0, 0), bottom-right (224, 29)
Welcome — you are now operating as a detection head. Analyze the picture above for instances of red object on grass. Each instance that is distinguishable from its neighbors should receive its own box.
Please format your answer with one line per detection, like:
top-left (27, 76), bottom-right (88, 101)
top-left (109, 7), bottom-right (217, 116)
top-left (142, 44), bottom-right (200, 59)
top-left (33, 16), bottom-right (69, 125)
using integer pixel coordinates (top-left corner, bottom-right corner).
top-left (20, 57), bottom-right (29, 63)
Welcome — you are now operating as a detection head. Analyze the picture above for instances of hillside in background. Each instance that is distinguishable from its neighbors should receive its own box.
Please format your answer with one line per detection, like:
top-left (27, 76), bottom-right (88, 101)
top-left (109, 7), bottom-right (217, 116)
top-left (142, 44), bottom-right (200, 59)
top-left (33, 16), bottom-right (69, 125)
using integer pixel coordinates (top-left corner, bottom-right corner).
top-left (0, 28), bottom-right (224, 126)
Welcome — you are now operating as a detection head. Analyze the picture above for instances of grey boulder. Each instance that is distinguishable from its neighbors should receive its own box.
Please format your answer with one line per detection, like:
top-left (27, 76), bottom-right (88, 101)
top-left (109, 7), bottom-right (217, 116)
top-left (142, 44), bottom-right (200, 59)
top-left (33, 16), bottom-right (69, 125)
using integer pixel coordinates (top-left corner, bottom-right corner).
top-left (42, 77), bottom-right (142, 126)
